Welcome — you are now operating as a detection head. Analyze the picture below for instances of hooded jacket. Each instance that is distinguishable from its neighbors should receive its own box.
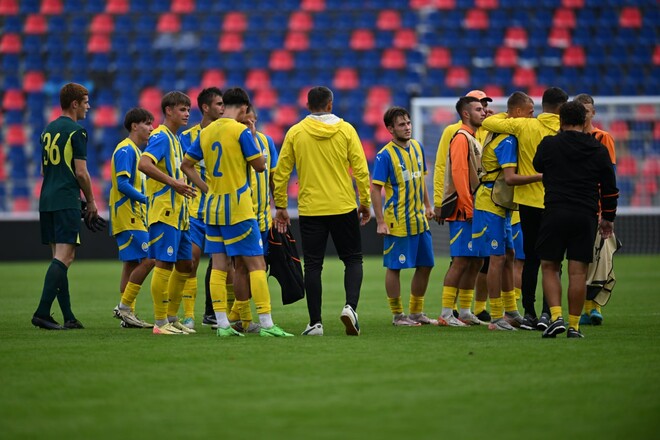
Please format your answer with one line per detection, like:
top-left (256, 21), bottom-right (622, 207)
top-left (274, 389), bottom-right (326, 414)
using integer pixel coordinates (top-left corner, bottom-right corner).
top-left (482, 112), bottom-right (560, 208)
top-left (273, 114), bottom-right (371, 216)
top-left (533, 130), bottom-right (618, 221)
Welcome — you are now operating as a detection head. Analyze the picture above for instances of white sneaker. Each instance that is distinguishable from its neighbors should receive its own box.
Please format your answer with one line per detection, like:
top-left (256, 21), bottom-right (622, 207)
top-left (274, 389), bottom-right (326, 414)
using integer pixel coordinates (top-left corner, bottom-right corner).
top-left (170, 320), bottom-right (196, 334)
top-left (340, 305), bottom-right (360, 336)
top-left (301, 323), bottom-right (324, 336)
top-left (458, 312), bottom-right (485, 326)
top-left (392, 313), bottom-right (421, 326)
top-left (504, 312), bottom-right (523, 328)
top-left (438, 315), bottom-right (468, 327)
top-left (488, 318), bottom-right (518, 331)
top-left (182, 317), bottom-right (195, 329)
top-left (115, 305), bottom-right (145, 328)
top-left (408, 313), bottom-right (439, 325)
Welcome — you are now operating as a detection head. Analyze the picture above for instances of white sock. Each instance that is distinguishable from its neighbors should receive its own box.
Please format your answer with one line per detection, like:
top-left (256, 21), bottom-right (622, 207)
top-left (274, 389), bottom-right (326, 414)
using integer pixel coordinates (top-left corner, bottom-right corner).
top-left (118, 302), bottom-right (131, 311)
top-left (259, 313), bottom-right (274, 329)
top-left (215, 312), bottom-right (230, 328)
top-left (167, 315), bottom-right (178, 323)
top-left (459, 308), bottom-right (472, 317)
top-left (441, 307), bottom-right (454, 318)
top-left (155, 319), bottom-right (168, 327)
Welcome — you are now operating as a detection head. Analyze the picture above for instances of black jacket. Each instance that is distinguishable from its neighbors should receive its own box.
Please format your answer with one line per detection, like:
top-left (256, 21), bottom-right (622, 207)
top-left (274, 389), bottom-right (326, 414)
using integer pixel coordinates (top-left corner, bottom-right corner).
top-left (533, 130), bottom-right (618, 221)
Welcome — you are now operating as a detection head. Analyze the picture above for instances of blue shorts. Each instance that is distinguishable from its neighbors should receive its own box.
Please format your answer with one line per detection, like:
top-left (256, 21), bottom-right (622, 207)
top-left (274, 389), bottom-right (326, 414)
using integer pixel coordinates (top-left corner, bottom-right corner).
top-left (511, 221), bottom-right (525, 260)
top-left (383, 230), bottom-right (434, 269)
top-left (189, 217), bottom-right (206, 251)
top-left (148, 222), bottom-right (192, 262)
top-left (472, 210), bottom-right (513, 257)
top-left (448, 220), bottom-right (479, 257)
top-left (205, 219), bottom-right (263, 257)
top-left (115, 230), bottom-right (149, 262)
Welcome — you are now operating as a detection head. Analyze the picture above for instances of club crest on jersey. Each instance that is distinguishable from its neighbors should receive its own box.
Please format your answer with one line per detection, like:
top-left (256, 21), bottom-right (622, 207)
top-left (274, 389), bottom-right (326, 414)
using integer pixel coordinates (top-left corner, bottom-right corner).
top-left (167, 246), bottom-right (174, 256)
top-left (141, 242), bottom-right (149, 252)
top-left (468, 241), bottom-right (473, 251)
top-left (398, 254), bottom-right (406, 264)
top-left (259, 238), bottom-right (263, 249)
top-left (491, 239), bottom-right (499, 250)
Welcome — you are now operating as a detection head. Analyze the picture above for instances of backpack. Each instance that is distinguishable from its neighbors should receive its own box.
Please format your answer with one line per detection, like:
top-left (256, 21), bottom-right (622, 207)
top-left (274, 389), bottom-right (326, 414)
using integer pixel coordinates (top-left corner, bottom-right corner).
top-left (266, 226), bottom-right (305, 305)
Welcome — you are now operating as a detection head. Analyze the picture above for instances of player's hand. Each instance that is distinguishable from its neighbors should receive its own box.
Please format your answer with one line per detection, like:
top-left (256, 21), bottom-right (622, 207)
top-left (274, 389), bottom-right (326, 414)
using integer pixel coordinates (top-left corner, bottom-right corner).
top-left (433, 207), bottom-right (444, 225)
top-left (172, 178), bottom-right (196, 198)
top-left (484, 108), bottom-right (495, 117)
top-left (376, 221), bottom-right (389, 235)
top-left (81, 200), bottom-right (106, 232)
top-left (599, 219), bottom-right (614, 239)
top-left (274, 208), bottom-right (290, 234)
top-left (425, 205), bottom-right (435, 220)
top-left (358, 204), bottom-right (371, 226)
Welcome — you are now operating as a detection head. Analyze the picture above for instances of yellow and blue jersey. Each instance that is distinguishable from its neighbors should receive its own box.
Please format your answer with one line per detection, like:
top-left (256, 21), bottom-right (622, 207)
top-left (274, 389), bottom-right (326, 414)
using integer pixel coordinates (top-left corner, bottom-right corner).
top-left (251, 131), bottom-right (278, 233)
top-left (372, 139), bottom-right (429, 237)
top-left (475, 134), bottom-right (518, 217)
top-left (109, 137), bottom-right (147, 235)
top-left (142, 124), bottom-right (189, 230)
top-left (185, 118), bottom-right (262, 226)
top-left (180, 123), bottom-right (208, 221)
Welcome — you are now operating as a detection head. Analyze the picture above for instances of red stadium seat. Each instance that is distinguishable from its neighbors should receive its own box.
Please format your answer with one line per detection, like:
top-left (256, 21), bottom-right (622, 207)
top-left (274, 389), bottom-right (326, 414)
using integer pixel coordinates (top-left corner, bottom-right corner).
top-left (0, 149), bottom-right (5, 180)
top-left (93, 105), bottom-right (118, 127)
top-left (616, 155), bottom-right (637, 177)
top-left (527, 84), bottom-right (546, 98)
top-left (218, 32), bottom-right (244, 52)
top-left (553, 8), bottom-right (576, 29)
top-left (253, 88), bottom-right (278, 108)
top-left (6, 124), bottom-right (25, 145)
top-left (223, 12), bottom-right (247, 32)
top-left (90, 14), bottom-right (114, 33)
top-left (157, 13), bottom-right (180, 33)
top-left (106, 0), bottom-right (129, 14)
top-left (636, 104), bottom-right (656, 121)
top-left (260, 123), bottom-right (285, 145)
top-left (40, 0), bottom-right (62, 15)
top-left (475, 0), bottom-right (498, 9)
top-left (269, 50), bottom-right (294, 70)
top-left (0, 0), bottom-right (19, 15)
top-left (13, 198), bottom-right (31, 212)
top-left (246, 69), bottom-right (271, 91)
top-left (548, 27), bottom-right (571, 48)
top-left (608, 120), bottom-right (629, 141)
top-left (375, 124), bottom-right (392, 144)
top-left (426, 0), bottom-right (456, 9)
top-left (381, 48), bottom-right (406, 69)
top-left (284, 31), bottom-right (309, 51)
top-left (350, 29), bottom-right (375, 50)
top-left (363, 104), bottom-right (383, 125)
top-left (88, 34), bottom-right (111, 53)
top-left (620, 7), bottom-right (642, 28)
top-left (300, 0), bottom-right (325, 12)
top-left (171, 0), bottom-right (195, 14)
top-left (642, 156), bottom-right (660, 177)
top-left (289, 11), bottom-right (313, 31)
top-left (561, 0), bottom-right (583, 7)
top-left (504, 27), bottom-right (527, 49)
top-left (367, 86), bottom-right (391, 106)
top-left (494, 47), bottom-right (517, 67)
top-left (201, 69), bottom-right (226, 89)
top-left (333, 68), bottom-right (359, 90)
top-left (49, 105), bottom-right (62, 121)
top-left (0, 33), bottom-right (21, 53)
top-left (445, 67), bottom-right (470, 88)
top-left (273, 105), bottom-right (299, 126)
top-left (362, 140), bottom-right (376, 162)
top-left (432, 107), bottom-right (456, 124)
top-left (427, 47), bottom-right (451, 68)
top-left (297, 87), bottom-right (313, 108)
top-left (654, 46), bottom-right (660, 65)
top-left (377, 10), bottom-right (401, 31)
top-left (482, 84), bottom-right (503, 98)
top-left (139, 87), bottom-right (163, 118)
top-left (654, 121), bottom-right (660, 140)
top-left (2, 89), bottom-right (25, 110)
top-left (512, 67), bottom-right (536, 88)
top-left (393, 29), bottom-right (417, 49)
top-left (24, 14), bottom-right (47, 34)
top-left (23, 71), bottom-right (45, 92)
top-left (464, 10), bottom-right (489, 30)
top-left (562, 46), bottom-right (585, 67)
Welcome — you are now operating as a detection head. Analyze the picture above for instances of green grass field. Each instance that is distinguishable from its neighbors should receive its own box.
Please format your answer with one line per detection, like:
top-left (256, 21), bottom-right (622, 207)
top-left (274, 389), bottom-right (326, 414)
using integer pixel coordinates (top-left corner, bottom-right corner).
top-left (1, 256), bottom-right (659, 439)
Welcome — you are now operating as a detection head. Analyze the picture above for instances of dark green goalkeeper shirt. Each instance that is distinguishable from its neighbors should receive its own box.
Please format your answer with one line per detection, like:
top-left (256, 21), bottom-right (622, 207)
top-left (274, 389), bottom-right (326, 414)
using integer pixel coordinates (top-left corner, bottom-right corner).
top-left (39, 116), bottom-right (88, 212)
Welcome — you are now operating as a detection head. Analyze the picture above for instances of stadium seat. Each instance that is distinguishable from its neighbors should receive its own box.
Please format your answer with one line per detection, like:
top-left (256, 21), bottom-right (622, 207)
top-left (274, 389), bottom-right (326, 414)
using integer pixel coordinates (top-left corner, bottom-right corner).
top-left (93, 105), bottom-right (118, 127)
top-left (23, 71), bottom-right (45, 92)
top-left (90, 13), bottom-right (113, 33)
top-left (6, 124), bottom-right (26, 145)
top-left (0, 0), bottom-right (19, 14)
top-left (350, 29), bottom-right (375, 50)
top-left (245, 69), bottom-right (271, 90)
top-left (548, 28), bottom-right (571, 48)
top-left (363, 104), bottom-right (384, 125)
top-left (0, 33), bottom-right (21, 53)
top-left (200, 69), bottom-right (225, 89)
top-left (288, 10), bottom-right (313, 31)
top-left (300, 0), bottom-right (325, 11)
top-left (393, 29), bottom-right (417, 49)
top-left (24, 14), bottom-right (47, 33)
top-left (253, 88), bottom-right (278, 108)
top-left (620, 6), bottom-right (642, 28)
top-left (367, 86), bottom-right (391, 106)
top-left (636, 104), bottom-right (656, 121)
top-left (561, 0), bottom-right (583, 7)
top-left (464, 10), bottom-right (489, 30)
top-left (87, 33), bottom-right (111, 53)
top-left (494, 47), bottom-right (518, 67)
top-left (512, 67), bottom-right (537, 88)
top-left (284, 31), bottom-right (309, 51)
top-left (642, 156), bottom-right (660, 178)
top-left (504, 27), bottom-right (528, 49)
top-left (608, 120), bottom-right (629, 141)
top-left (218, 33), bottom-right (244, 52)
top-left (157, 13), bottom-right (180, 33)
top-left (138, 87), bottom-right (163, 118)
top-left (377, 10), bottom-right (400, 30)
top-left (171, 0), bottom-right (195, 13)
top-left (427, 47), bottom-right (451, 68)
top-left (223, 11), bottom-right (247, 32)
top-left (40, 0), bottom-right (62, 14)
top-left (475, 0), bottom-right (498, 8)
top-left (445, 67), bottom-right (470, 88)
top-left (553, 8), bottom-right (576, 28)
top-left (333, 68), bottom-right (359, 90)
top-left (2, 89), bottom-right (25, 110)
top-left (269, 50), bottom-right (294, 70)
top-left (562, 46), bottom-right (586, 67)
top-left (616, 155), bottom-right (637, 177)
top-left (106, 0), bottom-right (129, 13)
top-left (273, 105), bottom-right (299, 126)
top-left (381, 48), bottom-right (406, 69)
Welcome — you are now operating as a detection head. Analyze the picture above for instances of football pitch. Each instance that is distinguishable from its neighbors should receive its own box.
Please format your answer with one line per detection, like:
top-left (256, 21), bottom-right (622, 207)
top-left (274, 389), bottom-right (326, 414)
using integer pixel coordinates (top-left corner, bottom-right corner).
top-left (1, 255), bottom-right (658, 439)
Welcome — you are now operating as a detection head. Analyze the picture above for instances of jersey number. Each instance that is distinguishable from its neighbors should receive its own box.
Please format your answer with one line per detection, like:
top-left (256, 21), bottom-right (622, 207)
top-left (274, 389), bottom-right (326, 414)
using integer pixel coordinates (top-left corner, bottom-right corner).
top-left (211, 141), bottom-right (223, 177)
top-left (42, 133), bottom-right (61, 165)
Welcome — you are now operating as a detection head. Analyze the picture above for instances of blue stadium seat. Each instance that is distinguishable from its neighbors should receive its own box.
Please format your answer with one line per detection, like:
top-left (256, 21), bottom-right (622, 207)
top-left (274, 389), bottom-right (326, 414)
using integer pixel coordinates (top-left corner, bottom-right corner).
top-left (19, 0), bottom-right (39, 13)
top-left (63, 0), bottom-right (85, 12)
top-left (83, 0), bottom-right (105, 13)
top-left (4, 110), bottom-right (23, 125)
top-left (3, 16), bottom-right (22, 33)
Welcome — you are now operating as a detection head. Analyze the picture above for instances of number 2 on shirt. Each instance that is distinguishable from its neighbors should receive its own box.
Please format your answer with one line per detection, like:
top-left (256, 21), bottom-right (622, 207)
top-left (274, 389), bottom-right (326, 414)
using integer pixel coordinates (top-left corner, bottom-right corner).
top-left (211, 141), bottom-right (223, 177)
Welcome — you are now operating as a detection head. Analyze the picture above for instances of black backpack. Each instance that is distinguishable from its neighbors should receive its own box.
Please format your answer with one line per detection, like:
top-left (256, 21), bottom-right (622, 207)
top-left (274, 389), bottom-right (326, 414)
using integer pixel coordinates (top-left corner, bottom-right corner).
top-left (266, 226), bottom-right (305, 305)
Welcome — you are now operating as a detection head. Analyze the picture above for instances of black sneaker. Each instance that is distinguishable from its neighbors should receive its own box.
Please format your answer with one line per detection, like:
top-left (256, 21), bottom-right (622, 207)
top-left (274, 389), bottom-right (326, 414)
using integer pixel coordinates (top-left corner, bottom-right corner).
top-left (567, 327), bottom-right (584, 338)
top-left (120, 320), bottom-right (142, 328)
top-left (542, 317), bottom-right (566, 338)
top-left (63, 319), bottom-right (84, 329)
top-left (520, 314), bottom-right (538, 330)
top-left (452, 309), bottom-right (459, 318)
top-left (202, 314), bottom-right (217, 326)
top-left (536, 313), bottom-right (550, 331)
top-left (31, 314), bottom-right (65, 330)
top-left (475, 310), bottom-right (491, 323)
